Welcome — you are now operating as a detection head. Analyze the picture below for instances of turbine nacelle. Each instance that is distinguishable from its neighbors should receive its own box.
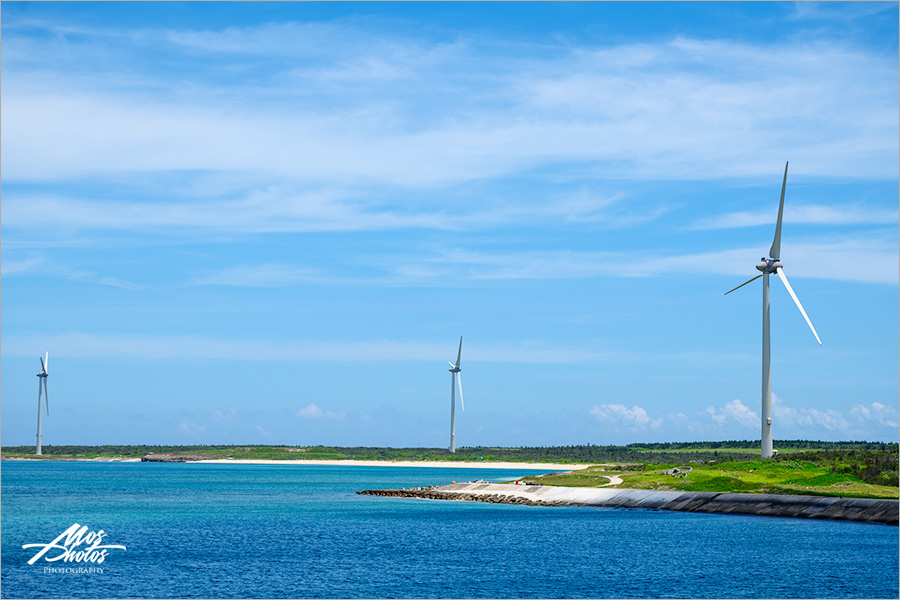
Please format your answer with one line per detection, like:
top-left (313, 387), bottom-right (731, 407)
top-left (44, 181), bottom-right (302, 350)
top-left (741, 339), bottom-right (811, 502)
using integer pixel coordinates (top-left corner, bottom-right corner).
top-left (37, 352), bottom-right (49, 377)
top-left (755, 259), bottom-right (783, 274)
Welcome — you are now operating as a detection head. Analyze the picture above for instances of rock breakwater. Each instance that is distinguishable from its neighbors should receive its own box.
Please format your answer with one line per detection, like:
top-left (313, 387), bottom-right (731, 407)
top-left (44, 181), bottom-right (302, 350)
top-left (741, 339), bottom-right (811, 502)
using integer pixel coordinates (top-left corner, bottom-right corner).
top-left (358, 487), bottom-right (576, 507)
top-left (141, 453), bottom-right (207, 462)
top-left (358, 483), bottom-right (898, 525)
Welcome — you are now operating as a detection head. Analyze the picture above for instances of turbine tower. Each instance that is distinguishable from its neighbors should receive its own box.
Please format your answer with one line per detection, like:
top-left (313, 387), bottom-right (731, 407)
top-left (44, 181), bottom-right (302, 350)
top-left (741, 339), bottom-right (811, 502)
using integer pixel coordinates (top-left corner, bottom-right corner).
top-left (725, 162), bottom-right (821, 459)
top-left (448, 337), bottom-right (465, 453)
top-left (35, 352), bottom-right (50, 455)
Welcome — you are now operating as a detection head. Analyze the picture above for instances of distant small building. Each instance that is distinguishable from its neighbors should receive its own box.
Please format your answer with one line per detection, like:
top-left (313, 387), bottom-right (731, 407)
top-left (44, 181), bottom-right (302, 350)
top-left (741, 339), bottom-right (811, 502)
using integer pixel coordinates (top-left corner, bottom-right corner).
top-left (662, 467), bottom-right (693, 477)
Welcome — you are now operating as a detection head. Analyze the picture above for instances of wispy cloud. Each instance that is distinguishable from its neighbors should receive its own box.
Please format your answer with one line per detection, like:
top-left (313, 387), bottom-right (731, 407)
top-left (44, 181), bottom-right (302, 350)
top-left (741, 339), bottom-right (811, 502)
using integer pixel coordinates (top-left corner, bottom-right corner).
top-left (2, 331), bottom-right (748, 365)
top-left (176, 419), bottom-right (207, 436)
top-left (0, 186), bottom-right (635, 235)
top-left (692, 204), bottom-right (899, 230)
top-left (0, 256), bottom-right (45, 275)
top-left (295, 403), bottom-right (346, 420)
top-left (789, 1), bottom-right (897, 23)
top-left (398, 234), bottom-right (899, 284)
top-left (0, 252), bottom-right (143, 289)
top-left (193, 264), bottom-right (321, 287)
top-left (2, 23), bottom-right (896, 186)
top-left (254, 424), bottom-right (274, 438)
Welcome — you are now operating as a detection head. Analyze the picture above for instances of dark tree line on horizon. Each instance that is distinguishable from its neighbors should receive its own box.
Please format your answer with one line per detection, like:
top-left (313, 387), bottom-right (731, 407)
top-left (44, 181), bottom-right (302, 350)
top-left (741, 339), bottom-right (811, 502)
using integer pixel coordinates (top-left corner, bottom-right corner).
top-left (3, 440), bottom-right (895, 460)
top-left (6, 441), bottom-right (895, 487)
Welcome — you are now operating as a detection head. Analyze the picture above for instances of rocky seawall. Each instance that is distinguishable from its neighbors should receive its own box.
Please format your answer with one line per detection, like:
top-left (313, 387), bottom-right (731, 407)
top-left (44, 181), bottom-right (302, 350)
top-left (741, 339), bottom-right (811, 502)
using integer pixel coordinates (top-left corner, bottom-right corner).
top-left (141, 453), bottom-right (207, 462)
top-left (357, 483), bottom-right (899, 525)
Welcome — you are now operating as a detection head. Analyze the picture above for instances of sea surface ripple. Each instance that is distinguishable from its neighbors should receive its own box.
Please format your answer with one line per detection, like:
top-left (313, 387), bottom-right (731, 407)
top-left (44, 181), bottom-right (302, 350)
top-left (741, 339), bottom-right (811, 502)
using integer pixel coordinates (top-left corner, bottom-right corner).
top-left (1, 462), bottom-right (897, 599)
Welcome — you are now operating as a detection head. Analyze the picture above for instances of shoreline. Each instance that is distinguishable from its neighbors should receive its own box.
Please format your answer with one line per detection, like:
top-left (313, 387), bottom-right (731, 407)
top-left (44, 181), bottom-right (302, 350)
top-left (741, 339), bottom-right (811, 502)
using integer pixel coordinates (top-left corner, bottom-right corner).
top-left (194, 459), bottom-right (589, 470)
top-left (2, 456), bottom-right (142, 462)
top-left (1, 456), bottom-right (586, 471)
top-left (359, 482), bottom-right (900, 525)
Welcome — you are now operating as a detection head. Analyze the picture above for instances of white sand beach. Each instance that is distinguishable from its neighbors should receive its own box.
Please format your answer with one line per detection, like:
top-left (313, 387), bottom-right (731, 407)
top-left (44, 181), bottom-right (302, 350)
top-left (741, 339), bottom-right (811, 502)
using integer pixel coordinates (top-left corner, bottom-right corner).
top-left (195, 459), bottom-right (589, 471)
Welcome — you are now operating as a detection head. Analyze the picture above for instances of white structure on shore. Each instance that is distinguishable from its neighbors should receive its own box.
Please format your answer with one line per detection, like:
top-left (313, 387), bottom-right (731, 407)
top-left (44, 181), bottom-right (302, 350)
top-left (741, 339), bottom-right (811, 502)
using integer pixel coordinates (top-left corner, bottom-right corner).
top-left (447, 337), bottom-right (465, 453)
top-left (724, 162), bottom-right (821, 459)
top-left (35, 352), bottom-right (50, 455)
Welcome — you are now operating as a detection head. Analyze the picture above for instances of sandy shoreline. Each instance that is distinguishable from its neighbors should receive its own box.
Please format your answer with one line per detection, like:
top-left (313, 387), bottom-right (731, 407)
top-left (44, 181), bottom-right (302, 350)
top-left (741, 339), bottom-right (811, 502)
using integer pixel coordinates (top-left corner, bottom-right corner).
top-left (2, 457), bottom-right (142, 462)
top-left (195, 459), bottom-right (588, 471)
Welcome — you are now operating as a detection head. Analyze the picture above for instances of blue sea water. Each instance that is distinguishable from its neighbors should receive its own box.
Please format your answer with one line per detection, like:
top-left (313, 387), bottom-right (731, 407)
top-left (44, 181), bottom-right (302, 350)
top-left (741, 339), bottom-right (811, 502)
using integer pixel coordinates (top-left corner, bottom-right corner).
top-left (1, 462), bottom-right (897, 599)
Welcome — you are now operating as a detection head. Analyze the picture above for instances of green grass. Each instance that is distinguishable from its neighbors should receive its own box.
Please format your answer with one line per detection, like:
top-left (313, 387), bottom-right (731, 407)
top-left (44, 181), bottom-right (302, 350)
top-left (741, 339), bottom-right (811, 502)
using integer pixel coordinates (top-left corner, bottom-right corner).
top-left (526, 459), bottom-right (899, 499)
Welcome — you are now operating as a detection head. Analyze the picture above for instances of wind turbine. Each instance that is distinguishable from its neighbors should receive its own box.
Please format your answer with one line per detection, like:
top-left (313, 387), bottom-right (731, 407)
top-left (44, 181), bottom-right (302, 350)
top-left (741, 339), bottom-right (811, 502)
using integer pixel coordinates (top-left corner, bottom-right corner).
top-left (724, 162), bottom-right (821, 459)
top-left (35, 352), bottom-right (50, 455)
top-left (447, 337), bottom-right (465, 453)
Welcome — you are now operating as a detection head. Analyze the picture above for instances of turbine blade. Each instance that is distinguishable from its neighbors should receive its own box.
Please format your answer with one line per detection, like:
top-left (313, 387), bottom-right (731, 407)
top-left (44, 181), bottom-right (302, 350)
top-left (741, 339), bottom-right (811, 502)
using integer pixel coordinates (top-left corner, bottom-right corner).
top-left (723, 274), bottom-right (762, 296)
top-left (776, 267), bottom-right (822, 344)
top-left (448, 361), bottom-right (456, 368)
top-left (456, 336), bottom-right (463, 367)
top-left (40, 356), bottom-right (46, 373)
top-left (44, 379), bottom-right (49, 416)
top-left (457, 372), bottom-right (464, 412)
top-left (769, 161), bottom-right (788, 260)
top-left (45, 352), bottom-right (49, 374)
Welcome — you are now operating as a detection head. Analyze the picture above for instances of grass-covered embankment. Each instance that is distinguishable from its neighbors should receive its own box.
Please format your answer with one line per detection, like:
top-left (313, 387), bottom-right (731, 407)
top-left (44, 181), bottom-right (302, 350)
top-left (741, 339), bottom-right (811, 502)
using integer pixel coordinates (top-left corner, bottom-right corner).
top-left (527, 448), bottom-right (899, 499)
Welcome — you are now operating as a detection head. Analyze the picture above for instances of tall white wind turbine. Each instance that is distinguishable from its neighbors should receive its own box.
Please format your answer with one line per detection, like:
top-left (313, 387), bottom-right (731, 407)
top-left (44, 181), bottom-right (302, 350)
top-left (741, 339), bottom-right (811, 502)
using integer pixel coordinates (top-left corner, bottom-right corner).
top-left (447, 337), bottom-right (465, 453)
top-left (35, 352), bottom-right (50, 455)
top-left (724, 162), bottom-right (821, 459)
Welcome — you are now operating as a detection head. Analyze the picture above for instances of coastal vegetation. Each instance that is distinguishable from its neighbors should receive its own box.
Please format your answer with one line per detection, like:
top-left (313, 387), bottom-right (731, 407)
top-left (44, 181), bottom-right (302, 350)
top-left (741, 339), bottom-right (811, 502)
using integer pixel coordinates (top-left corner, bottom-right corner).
top-left (3, 442), bottom-right (896, 499)
top-left (2, 440), bottom-right (891, 463)
top-left (526, 447), bottom-right (899, 499)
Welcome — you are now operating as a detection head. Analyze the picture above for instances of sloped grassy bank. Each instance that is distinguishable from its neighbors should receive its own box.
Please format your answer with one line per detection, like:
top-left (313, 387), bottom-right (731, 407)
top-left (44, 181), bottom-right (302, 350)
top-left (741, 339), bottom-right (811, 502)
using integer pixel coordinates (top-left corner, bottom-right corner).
top-left (526, 450), bottom-right (898, 499)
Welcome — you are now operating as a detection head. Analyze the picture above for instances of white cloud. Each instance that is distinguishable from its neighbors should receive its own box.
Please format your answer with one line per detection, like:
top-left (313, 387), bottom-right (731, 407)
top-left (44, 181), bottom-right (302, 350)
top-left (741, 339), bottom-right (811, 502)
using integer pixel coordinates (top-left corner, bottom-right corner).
top-left (585, 397), bottom-right (897, 442)
top-left (2, 27), bottom-right (896, 186)
top-left (773, 395), bottom-right (850, 431)
top-left (295, 403), bottom-right (345, 420)
top-left (590, 403), bottom-right (663, 431)
top-left (705, 399), bottom-right (758, 429)
top-left (176, 419), bottom-right (207, 436)
top-left (848, 401), bottom-right (899, 430)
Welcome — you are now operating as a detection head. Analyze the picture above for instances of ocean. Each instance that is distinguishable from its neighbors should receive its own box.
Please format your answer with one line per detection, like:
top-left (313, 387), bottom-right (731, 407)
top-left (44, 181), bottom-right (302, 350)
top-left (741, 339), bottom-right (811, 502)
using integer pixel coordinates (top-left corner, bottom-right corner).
top-left (1, 461), bottom-right (897, 599)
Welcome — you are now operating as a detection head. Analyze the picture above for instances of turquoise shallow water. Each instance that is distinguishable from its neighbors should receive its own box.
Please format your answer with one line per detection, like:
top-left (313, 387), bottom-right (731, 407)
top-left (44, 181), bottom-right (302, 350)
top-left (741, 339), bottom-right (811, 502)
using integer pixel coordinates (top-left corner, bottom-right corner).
top-left (1, 461), bottom-right (897, 599)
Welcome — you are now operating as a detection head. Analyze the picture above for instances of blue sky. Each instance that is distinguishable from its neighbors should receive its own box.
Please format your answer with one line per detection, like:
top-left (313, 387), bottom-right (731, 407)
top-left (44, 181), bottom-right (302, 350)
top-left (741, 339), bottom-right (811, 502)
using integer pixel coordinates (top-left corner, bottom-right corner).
top-left (2, 1), bottom-right (898, 449)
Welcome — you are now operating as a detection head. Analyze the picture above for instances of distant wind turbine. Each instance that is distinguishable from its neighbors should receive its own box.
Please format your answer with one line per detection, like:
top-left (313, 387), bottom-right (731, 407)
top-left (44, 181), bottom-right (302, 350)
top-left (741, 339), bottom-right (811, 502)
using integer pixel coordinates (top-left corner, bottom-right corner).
top-left (724, 162), bottom-right (821, 459)
top-left (35, 352), bottom-right (50, 455)
top-left (447, 337), bottom-right (465, 453)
